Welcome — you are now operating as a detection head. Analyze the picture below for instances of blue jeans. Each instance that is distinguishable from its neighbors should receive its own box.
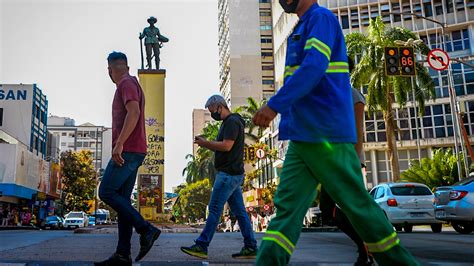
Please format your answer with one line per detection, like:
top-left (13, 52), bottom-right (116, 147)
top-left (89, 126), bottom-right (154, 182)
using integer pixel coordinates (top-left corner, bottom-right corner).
top-left (196, 171), bottom-right (257, 250)
top-left (99, 152), bottom-right (150, 256)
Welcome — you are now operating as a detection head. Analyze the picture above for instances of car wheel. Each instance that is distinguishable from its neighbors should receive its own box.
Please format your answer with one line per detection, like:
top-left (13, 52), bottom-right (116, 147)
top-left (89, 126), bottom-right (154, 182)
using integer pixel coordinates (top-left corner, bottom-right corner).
top-left (430, 224), bottom-right (442, 233)
top-left (403, 224), bottom-right (413, 233)
top-left (394, 225), bottom-right (403, 232)
top-left (452, 222), bottom-right (473, 234)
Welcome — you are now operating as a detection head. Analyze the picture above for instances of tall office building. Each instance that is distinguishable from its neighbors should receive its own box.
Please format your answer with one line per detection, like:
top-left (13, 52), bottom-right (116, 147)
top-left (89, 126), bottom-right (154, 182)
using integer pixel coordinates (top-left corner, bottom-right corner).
top-left (218, 0), bottom-right (276, 109)
top-left (268, 1), bottom-right (474, 188)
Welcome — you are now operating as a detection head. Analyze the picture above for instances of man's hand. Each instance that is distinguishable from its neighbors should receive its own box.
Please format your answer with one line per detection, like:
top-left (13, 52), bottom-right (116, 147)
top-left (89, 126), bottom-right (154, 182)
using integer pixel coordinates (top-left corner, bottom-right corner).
top-left (194, 136), bottom-right (208, 147)
top-left (112, 142), bottom-right (125, 167)
top-left (253, 105), bottom-right (277, 128)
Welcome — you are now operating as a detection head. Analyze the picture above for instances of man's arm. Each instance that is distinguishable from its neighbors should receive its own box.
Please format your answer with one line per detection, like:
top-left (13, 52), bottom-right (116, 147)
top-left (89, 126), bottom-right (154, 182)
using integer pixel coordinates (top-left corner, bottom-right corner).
top-left (113, 101), bottom-right (140, 166)
top-left (267, 12), bottom-right (338, 114)
top-left (195, 117), bottom-right (239, 152)
top-left (196, 138), bottom-right (234, 152)
top-left (354, 102), bottom-right (365, 156)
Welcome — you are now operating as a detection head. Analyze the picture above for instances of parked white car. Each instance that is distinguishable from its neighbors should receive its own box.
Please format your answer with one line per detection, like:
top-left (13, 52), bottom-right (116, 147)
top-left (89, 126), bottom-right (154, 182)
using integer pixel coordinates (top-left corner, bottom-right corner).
top-left (64, 211), bottom-right (89, 229)
top-left (369, 182), bottom-right (443, 233)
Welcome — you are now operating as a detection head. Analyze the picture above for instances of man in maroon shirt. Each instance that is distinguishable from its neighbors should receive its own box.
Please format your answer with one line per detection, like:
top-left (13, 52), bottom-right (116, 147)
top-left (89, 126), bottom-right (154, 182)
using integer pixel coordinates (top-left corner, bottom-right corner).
top-left (96, 52), bottom-right (160, 266)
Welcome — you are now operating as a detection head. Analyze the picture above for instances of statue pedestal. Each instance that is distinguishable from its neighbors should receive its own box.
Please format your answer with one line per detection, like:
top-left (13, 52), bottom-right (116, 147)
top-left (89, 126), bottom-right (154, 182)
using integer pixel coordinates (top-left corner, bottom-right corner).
top-left (137, 69), bottom-right (166, 221)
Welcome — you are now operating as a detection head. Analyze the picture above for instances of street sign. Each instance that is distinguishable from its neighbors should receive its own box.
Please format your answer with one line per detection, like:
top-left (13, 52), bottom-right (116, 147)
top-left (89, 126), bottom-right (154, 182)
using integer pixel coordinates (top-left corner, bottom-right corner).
top-left (428, 49), bottom-right (450, 71)
top-left (256, 148), bottom-right (266, 159)
top-left (264, 204), bottom-right (270, 211)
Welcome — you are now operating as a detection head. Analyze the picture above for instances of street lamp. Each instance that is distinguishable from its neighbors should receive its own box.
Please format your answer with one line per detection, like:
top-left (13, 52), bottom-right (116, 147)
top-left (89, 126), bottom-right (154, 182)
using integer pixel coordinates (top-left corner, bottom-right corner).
top-left (387, 11), bottom-right (466, 181)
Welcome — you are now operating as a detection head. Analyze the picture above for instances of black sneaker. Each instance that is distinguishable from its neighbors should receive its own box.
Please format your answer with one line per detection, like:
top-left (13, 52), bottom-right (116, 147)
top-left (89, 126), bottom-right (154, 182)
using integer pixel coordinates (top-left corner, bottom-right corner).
top-left (180, 244), bottom-right (208, 259)
top-left (232, 246), bottom-right (257, 259)
top-left (94, 253), bottom-right (132, 266)
top-left (135, 226), bottom-right (161, 262)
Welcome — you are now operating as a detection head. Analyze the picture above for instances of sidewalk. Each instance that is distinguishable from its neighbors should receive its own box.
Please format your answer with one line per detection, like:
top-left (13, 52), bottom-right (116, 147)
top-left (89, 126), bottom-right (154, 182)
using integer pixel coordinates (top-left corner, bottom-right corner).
top-left (0, 225), bottom-right (38, 231)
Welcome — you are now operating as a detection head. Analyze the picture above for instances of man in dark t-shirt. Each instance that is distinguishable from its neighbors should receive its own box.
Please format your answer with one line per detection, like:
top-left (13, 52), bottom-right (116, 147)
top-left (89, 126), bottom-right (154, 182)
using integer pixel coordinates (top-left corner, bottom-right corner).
top-left (181, 95), bottom-right (257, 260)
top-left (96, 52), bottom-right (160, 266)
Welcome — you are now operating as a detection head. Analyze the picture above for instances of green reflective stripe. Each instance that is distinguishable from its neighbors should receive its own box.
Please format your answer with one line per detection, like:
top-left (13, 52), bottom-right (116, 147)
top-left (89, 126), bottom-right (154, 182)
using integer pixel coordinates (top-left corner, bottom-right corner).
top-left (262, 236), bottom-right (293, 255)
top-left (304, 38), bottom-right (331, 60)
top-left (262, 230), bottom-right (295, 255)
top-left (365, 232), bottom-right (401, 253)
top-left (266, 230), bottom-right (296, 249)
top-left (284, 65), bottom-right (300, 78)
top-left (326, 62), bottom-right (349, 73)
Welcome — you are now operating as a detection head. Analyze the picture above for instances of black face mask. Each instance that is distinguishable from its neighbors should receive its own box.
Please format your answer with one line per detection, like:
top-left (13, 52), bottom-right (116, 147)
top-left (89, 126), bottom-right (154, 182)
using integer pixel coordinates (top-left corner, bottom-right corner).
top-left (279, 0), bottom-right (299, 13)
top-left (211, 106), bottom-right (222, 121)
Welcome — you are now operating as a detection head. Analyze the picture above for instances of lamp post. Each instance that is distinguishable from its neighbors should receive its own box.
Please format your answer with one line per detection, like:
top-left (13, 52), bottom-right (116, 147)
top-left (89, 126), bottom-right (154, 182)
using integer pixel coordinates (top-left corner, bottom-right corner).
top-left (388, 11), bottom-right (465, 181)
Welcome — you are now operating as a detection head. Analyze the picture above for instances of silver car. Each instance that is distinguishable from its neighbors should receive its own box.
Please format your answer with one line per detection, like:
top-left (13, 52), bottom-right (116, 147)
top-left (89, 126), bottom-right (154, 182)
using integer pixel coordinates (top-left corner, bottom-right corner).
top-left (369, 182), bottom-right (442, 233)
top-left (434, 176), bottom-right (474, 234)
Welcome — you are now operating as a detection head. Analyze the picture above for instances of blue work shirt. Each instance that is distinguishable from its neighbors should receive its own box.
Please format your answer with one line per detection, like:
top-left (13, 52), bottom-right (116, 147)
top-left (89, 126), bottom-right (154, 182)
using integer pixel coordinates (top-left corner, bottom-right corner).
top-left (268, 3), bottom-right (356, 144)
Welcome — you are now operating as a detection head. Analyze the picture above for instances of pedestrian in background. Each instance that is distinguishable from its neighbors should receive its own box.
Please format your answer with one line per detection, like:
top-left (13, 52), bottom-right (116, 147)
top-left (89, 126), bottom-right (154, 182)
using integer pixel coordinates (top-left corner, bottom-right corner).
top-left (95, 51), bottom-right (161, 266)
top-left (180, 95), bottom-right (257, 260)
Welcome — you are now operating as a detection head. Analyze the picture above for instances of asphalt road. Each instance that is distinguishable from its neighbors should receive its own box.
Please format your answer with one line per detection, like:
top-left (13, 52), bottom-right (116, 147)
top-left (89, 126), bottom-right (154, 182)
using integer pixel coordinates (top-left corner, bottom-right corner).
top-left (0, 227), bottom-right (472, 265)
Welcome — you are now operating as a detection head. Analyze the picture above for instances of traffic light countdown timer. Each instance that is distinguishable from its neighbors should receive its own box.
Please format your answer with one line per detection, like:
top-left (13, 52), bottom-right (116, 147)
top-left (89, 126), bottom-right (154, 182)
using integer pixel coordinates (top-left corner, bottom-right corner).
top-left (384, 47), bottom-right (416, 76)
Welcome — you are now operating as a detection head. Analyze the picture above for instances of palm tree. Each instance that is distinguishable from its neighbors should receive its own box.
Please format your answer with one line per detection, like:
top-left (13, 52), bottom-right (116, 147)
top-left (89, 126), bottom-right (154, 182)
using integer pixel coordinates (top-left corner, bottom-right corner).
top-left (234, 97), bottom-right (268, 141)
top-left (182, 154), bottom-right (199, 183)
top-left (346, 17), bottom-right (435, 181)
top-left (182, 121), bottom-right (220, 184)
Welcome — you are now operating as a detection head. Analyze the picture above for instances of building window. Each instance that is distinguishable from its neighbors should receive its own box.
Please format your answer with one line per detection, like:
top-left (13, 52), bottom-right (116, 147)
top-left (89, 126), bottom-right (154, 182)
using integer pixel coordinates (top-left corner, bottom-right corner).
top-left (260, 11), bottom-right (271, 16)
top-left (261, 52), bottom-right (273, 57)
top-left (423, 0), bottom-right (433, 17)
top-left (262, 80), bottom-right (274, 85)
top-left (341, 15), bottom-right (349, 29)
top-left (260, 25), bottom-right (272, 31)
top-left (445, 0), bottom-right (454, 13)
top-left (262, 65), bottom-right (274, 70)
top-left (261, 38), bottom-right (272, 43)
top-left (61, 132), bottom-right (67, 136)
top-left (259, 0), bottom-right (270, 2)
top-left (434, 0), bottom-right (443, 15)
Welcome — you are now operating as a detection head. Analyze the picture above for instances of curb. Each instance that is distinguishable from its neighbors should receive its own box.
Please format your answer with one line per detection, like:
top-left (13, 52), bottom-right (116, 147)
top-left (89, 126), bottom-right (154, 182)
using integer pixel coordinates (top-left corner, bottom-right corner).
top-left (0, 226), bottom-right (40, 231)
top-left (74, 227), bottom-right (203, 234)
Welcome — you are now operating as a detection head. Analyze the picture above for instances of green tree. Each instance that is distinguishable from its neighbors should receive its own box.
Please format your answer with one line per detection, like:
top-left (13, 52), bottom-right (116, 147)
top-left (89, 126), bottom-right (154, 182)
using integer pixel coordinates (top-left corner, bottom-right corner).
top-left (234, 97), bottom-right (267, 141)
top-left (346, 17), bottom-right (435, 181)
top-left (182, 121), bottom-right (220, 184)
top-left (61, 150), bottom-right (96, 213)
top-left (401, 148), bottom-right (466, 190)
top-left (172, 179), bottom-right (212, 223)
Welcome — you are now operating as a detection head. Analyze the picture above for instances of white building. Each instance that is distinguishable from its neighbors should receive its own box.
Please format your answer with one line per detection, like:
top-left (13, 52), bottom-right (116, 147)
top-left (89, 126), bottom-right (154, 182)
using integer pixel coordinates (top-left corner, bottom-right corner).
top-left (47, 116), bottom-right (111, 170)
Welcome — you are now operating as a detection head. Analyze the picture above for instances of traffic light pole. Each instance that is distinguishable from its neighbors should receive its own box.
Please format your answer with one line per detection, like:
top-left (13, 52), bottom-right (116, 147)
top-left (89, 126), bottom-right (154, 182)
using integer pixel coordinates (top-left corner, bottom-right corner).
top-left (410, 76), bottom-right (422, 162)
top-left (389, 11), bottom-right (464, 181)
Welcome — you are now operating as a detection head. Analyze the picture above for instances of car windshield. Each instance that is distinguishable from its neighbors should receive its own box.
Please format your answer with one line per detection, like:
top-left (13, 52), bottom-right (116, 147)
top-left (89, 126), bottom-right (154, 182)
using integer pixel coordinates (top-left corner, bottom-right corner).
top-left (390, 186), bottom-right (432, 196)
top-left (67, 213), bottom-right (83, 218)
top-left (46, 217), bottom-right (58, 222)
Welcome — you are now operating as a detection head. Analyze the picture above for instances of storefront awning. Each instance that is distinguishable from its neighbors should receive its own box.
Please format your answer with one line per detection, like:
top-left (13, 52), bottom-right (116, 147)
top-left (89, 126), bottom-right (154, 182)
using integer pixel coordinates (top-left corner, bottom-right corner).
top-left (0, 183), bottom-right (37, 200)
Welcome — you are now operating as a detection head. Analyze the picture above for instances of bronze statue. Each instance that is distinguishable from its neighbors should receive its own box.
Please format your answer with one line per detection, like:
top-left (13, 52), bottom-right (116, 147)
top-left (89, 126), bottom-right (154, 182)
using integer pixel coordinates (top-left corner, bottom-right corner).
top-left (139, 16), bottom-right (169, 69)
